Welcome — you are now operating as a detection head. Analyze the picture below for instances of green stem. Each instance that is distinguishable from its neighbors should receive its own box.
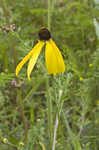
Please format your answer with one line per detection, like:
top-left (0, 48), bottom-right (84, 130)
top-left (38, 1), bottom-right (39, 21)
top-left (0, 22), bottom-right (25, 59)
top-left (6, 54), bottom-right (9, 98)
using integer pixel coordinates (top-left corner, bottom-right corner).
top-left (51, 0), bottom-right (56, 13)
top-left (52, 114), bottom-right (58, 150)
top-left (48, 0), bottom-right (51, 30)
top-left (62, 110), bottom-right (74, 142)
top-left (9, 33), bottom-right (17, 72)
top-left (47, 0), bottom-right (53, 148)
top-left (12, 39), bottom-right (17, 71)
top-left (46, 77), bottom-right (53, 148)
top-left (17, 89), bottom-right (28, 143)
top-left (52, 88), bottom-right (63, 150)
top-left (62, 110), bottom-right (82, 150)
top-left (0, 0), bottom-right (9, 71)
top-left (0, 0), bottom-right (9, 25)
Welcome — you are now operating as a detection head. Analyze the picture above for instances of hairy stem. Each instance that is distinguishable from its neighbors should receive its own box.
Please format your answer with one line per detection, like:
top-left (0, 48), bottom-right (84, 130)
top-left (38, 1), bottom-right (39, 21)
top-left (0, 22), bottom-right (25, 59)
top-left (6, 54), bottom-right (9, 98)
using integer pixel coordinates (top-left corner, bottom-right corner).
top-left (47, 0), bottom-right (53, 148)
top-left (52, 114), bottom-right (59, 150)
top-left (46, 77), bottom-right (53, 148)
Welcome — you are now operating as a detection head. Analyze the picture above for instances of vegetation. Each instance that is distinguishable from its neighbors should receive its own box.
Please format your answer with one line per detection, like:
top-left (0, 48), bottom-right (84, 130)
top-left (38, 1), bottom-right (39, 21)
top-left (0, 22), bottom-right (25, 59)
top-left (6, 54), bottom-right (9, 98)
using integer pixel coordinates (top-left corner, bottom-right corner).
top-left (0, 0), bottom-right (99, 149)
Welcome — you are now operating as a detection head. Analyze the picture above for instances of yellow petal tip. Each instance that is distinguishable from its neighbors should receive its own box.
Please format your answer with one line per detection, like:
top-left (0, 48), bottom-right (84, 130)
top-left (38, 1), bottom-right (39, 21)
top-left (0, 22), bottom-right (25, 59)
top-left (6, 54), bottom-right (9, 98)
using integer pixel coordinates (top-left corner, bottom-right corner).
top-left (15, 71), bottom-right (18, 76)
top-left (27, 75), bottom-right (31, 81)
top-left (28, 77), bottom-right (31, 81)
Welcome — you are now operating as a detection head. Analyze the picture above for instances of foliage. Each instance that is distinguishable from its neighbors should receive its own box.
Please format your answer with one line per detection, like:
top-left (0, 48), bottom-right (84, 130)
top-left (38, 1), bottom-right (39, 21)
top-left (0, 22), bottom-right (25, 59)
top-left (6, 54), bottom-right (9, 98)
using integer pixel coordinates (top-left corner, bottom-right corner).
top-left (0, 0), bottom-right (99, 149)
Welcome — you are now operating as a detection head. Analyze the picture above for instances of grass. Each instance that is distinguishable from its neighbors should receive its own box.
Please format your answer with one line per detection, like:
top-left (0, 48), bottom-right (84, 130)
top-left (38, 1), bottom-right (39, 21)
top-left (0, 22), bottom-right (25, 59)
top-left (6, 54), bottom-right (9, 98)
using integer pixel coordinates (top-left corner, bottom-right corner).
top-left (0, 0), bottom-right (99, 150)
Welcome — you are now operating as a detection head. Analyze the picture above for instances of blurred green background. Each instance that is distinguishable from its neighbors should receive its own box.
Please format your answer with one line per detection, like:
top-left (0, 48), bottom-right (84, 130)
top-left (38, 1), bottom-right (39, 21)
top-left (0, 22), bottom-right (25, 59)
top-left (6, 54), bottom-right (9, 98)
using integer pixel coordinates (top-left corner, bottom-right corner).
top-left (0, 0), bottom-right (99, 149)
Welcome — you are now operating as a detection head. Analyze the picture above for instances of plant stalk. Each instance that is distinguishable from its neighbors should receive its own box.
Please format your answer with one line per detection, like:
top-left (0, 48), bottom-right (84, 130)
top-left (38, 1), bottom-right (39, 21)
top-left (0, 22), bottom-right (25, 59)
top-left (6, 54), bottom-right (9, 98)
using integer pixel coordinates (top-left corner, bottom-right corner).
top-left (17, 89), bottom-right (28, 143)
top-left (46, 77), bottom-right (53, 148)
top-left (48, 0), bottom-right (51, 30)
top-left (52, 114), bottom-right (59, 150)
top-left (47, 0), bottom-right (53, 148)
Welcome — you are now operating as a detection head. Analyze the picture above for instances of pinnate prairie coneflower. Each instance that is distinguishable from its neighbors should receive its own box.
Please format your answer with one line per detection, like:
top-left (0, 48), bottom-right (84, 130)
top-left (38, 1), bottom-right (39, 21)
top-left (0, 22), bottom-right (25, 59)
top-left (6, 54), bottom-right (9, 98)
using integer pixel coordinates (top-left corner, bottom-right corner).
top-left (16, 28), bottom-right (65, 80)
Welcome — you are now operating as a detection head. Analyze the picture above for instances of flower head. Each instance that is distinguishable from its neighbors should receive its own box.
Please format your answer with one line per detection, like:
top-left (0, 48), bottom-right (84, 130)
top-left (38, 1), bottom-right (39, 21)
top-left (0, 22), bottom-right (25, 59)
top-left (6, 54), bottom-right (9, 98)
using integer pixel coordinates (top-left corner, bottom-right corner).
top-left (96, 100), bottom-right (99, 104)
top-left (3, 138), bottom-right (8, 144)
top-left (19, 141), bottom-right (24, 147)
top-left (79, 77), bottom-right (84, 81)
top-left (89, 64), bottom-right (93, 67)
top-left (38, 28), bottom-right (51, 41)
top-left (16, 28), bottom-right (65, 80)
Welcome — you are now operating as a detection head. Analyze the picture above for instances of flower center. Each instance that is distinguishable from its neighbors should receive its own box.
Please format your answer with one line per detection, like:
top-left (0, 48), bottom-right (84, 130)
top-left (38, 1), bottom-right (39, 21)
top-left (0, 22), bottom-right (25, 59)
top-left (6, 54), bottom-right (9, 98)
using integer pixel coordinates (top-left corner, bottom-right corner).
top-left (38, 28), bottom-right (51, 41)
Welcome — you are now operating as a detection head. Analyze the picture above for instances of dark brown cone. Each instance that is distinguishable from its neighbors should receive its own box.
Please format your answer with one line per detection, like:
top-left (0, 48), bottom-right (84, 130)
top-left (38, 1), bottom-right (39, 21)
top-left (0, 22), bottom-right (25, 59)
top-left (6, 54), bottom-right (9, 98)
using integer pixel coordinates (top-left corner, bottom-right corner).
top-left (38, 28), bottom-right (51, 41)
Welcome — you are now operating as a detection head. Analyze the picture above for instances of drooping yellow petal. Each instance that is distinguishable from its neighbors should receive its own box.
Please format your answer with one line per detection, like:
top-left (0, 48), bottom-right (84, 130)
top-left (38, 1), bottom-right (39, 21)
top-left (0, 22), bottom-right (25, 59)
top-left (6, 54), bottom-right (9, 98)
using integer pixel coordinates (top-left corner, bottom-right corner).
top-left (16, 41), bottom-right (44, 76)
top-left (27, 41), bottom-right (45, 80)
top-left (45, 39), bottom-right (65, 75)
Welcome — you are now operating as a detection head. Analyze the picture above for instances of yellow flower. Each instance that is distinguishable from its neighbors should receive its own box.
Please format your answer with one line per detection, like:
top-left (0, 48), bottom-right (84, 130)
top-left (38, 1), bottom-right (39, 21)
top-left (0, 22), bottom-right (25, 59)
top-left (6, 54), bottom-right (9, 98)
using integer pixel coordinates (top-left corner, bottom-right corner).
top-left (16, 28), bottom-right (65, 80)
top-left (3, 138), bottom-right (8, 144)
top-left (79, 77), bottom-right (84, 81)
top-left (96, 100), bottom-right (99, 104)
top-left (19, 141), bottom-right (24, 146)
top-left (89, 64), bottom-right (93, 67)
top-left (95, 120), bottom-right (98, 124)
top-left (37, 118), bottom-right (41, 122)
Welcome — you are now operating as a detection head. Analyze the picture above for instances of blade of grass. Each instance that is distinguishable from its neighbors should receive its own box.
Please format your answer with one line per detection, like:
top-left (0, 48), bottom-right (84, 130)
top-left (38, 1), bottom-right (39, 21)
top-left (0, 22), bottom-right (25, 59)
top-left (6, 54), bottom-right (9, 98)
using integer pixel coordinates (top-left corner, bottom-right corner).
top-left (62, 110), bottom-right (82, 150)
